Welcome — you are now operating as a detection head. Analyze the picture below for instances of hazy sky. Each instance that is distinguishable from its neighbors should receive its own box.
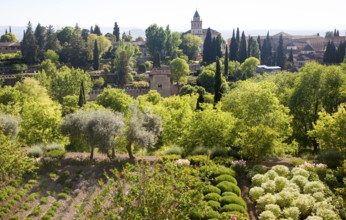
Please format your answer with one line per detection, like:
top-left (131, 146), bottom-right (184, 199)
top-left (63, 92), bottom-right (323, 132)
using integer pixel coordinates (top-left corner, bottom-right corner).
top-left (1, 0), bottom-right (345, 32)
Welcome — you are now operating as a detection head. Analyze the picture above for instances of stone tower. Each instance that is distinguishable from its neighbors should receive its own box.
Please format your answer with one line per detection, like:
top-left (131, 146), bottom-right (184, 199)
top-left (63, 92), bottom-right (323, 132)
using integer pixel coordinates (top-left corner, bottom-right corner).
top-left (191, 10), bottom-right (202, 36)
top-left (149, 66), bottom-right (171, 97)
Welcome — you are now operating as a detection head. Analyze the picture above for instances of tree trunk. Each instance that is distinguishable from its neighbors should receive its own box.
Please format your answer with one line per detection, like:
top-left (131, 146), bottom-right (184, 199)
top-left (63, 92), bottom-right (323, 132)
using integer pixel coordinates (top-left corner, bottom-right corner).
top-left (90, 146), bottom-right (94, 160)
top-left (111, 147), bottom-right (115, 159)
top-left (126, 142), bottom-right (135, 160)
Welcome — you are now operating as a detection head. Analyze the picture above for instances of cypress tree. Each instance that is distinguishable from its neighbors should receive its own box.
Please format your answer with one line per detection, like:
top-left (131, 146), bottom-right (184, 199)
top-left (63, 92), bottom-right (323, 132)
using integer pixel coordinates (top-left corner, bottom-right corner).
top-left (21, 21), bottom-right (38, 64)
top-left (113, 22), bottom-right (120, 42)
top-left (46, 25), bottom-right (60, 51)
top-left (203, 28), bottom-right (213, 64)
top-left (261, 32), bottom-right (272, 65)
top-left (9, 26), bottom-right (11, 33)
top-left (78, 81), bottom-right (86, 108)
top-left (337, 41), bottom-right (345, 63)
top-left (212, 34), bottom-right (222, 62)
top-left (276, 34), bottom-right (286, 69)
top-left (247, 36), bottom-right (253, 57)
top-left (324, 41), bottom-right (337, 63)
top-left (260, 39), bottom-right (267, 64)
top-left (196, 87), bottom-right (205, 111)
top-left (94, 25), bottom-right (102, 36)
top-left (249, 39), bottom-right (260, 59)
top-left (257, 35), bottom-right (261, 52)
top-left (224, 46), bottom-right (229, 78)
top-left (288, 48), bottom-right (294, 64)
top-left (34, 23), bottom-right (47, 61)
top-left (238, 31), bottom-right (247, 63)
top-left (214, 57), bottom-right (222, 106)
top-left (5, 29), bottom-right (7, 34)
top-left (229, 29), bottom-right (238, 61)
top-left (153, 52), bottom-right (161, 68)
top-left (90, 26), bottom-right (94, 34)
top-left (236, 28), bottom-right (240, 47)
top-left (93, 40), bottom-right (99, 70)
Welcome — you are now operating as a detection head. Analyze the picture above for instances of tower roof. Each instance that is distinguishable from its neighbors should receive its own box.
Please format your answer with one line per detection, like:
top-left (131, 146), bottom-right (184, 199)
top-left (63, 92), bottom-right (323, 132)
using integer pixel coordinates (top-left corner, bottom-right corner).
top-left (193, 10), bottom-right (200, 18)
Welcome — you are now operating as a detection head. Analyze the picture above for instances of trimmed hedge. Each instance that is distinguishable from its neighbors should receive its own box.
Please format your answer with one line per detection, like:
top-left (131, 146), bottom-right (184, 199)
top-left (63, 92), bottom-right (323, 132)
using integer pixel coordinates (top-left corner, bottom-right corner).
top-left (220, 196), bottom-right (247, 208)
top-left (203, 185), bottom-right (221, 195)
top-left (205, 210), bottom-right (220, 219)
top-left (216, 181), bottom-right (241, 196)
top-left (222, 192), bottom-right (238, 197)
top-left (220, 204), bottom-right (247, 214)
top-left (214, 174), bottom-right (237, 185)
top-left (204, 193), bottom-right (221, 202)
top-left (207, 200), bottom-right (221, 211)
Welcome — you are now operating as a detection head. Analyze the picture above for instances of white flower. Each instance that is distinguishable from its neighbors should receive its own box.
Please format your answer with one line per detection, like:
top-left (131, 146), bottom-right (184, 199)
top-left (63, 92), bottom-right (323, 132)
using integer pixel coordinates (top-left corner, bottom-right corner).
top-left (175, 159), bottom-right (190, 166)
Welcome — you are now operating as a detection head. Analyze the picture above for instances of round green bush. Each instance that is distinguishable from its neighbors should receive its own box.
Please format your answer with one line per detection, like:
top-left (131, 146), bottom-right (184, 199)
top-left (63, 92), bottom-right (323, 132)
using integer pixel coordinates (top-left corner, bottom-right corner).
top-left (220, 204), bottom-right (246, 214)
top-left (222, 192), bottom-right (238, 197)
top-left (203, 185), bottom-right (221, 195)
top-left (220, 195), bottom-right (246, 208)
top-left (28, 146), bottom-right (43, 158)
top-left (44, 149), bottom-right (65, 159)
top-left (214, 174), bottom-right (237, 185)
top-left (249, 186), bottom-right (264, 202)
top-left (204, 193), bottom-right (221, 202)
top-left (259, 210), bottom-right (275, 220)
top-left (210, 147), bottom-right (228, 158)
top-left (189, 208), bottom-right (205, 220)
top-left (271, 165), bottom-right (290, 177)
top-left (207, 200), bottom-right (221, 211)
top-left (210, 166), bottom-right (237, 178)
top-left (205, 210), bottom-right (220, 219)
top-left (58, 193), bottom-right (68, 200)
top-left (216, 181), bottom-right (241, 196)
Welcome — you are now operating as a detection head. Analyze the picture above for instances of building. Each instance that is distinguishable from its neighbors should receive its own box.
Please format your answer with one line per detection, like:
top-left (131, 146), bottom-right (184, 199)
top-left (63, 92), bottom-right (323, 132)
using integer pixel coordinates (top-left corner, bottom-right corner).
top-left (256, 65), bottom-right (281, 74)
top-left (0, 42), bottom-right (20, 54)
top-left (185, 10), bottom-right (220, 42)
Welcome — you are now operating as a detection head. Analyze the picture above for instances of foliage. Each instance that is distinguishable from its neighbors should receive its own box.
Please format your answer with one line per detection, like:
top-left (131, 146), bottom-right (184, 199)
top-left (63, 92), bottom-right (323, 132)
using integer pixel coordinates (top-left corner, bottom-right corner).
top-left (214, 174), bottom-right (238, 185)
top-left (204, 193), bottom-right (222, 201)
top-left (216, 181), bottom-right (241, 195)
top-left (220, 195), bottom-right (246, 207)
top-left (169, 57), bottom-right (189, 87)
top-left (96, 87), bottom-right (133, 114)
top-left (220, 204), bottom-right (247, 214)
top-left (181, 33), bottom-right (202, 60)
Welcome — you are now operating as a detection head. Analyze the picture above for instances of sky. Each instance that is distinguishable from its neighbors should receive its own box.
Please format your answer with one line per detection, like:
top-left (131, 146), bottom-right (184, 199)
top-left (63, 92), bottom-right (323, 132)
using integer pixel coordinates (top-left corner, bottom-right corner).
top-left (1, 0), bottom-right (345, 34)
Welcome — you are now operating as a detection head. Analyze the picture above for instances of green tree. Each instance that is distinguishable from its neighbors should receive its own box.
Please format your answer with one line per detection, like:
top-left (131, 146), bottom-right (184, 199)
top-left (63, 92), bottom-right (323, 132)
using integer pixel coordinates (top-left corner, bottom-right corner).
top-left (44, 49), bottom-right (60, 65)
top-left (288, 48), bottom-right (294, 64)
top-left (239, 57), bottom-right (260, 79)
top-left (0, 32), bottom-right (18, 42)
top-left (337, 41), bottom-right (346, 63)
top-left (93, 40), bottom-right (99, 70)
top-left (21, 21), bottom-right (38, 64)
top-left (78, 81), bottom-right (86, 108)
top-left (229, 29), bottom-right (238, 61)
top-left (309, 105), bottom-right (346, 157)
top-left (261, 32), bottom-right (272, 65)
top-left (181, 33), bottom-right (202, 60)
top-left (249, 38), bottom-right (261, 59)
top-left (238, 31), bottom-right (247, 63)
top-left (145, 24), bottom-right (166, 59)
top-left (153, 52), bottom-right (161, 68)
top-left (164, 26), bottom-right (182, 59)
top-left (224, 46), bottom-right (229, 78)
top-left (113, 22), bottom-right (120, 42)
top-left (34, 23), bottom-right (47, 61)
top-left (323, 41), bottom-right (337, 64)
top-left (87, 34), bottom-right (111, 60)
top-left (93, 25), bottom-right (102, 36)
top-left (69, 26), bottom-right (89, 67)
top-left (214, 58), bottom-right (222, 105)
top-left (203, 28), bottom-right (213, 64)
top-left (170, 57), bottom-right (189, 90)
top-left (113, 41), bottom-right (135, 87)
top-left (45, 25), bottom-right (60, 51)
top-left (56, 26), bottom-right (73, 45)
top-left (276, 34), bottom-right (286, 69)
top-left (212, 34), bottom-right (223, 62)
top-left (97, 87), bottom-right (133, 114)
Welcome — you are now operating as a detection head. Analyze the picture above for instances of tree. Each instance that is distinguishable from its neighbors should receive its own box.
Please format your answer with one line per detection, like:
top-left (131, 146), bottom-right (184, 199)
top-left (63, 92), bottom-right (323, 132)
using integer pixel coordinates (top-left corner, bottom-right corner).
top-left (122, 32), bottom-right (133, 42)
top-left (309, 105), bottom-right (346, 158)
top-left (238, 31), bottom-right (248, 63)
top-left (126, 103), bottom-right (162, 159)
top-left (0, 32), bottom-right (18, 42)
top-left (97, 87), bottom-right (133, 114)
top-left (203, 28), bottom-right (213, 64)
top-left (249, 38), bottom-right (261, 59)
top-left (212, 34), bottom-right (223, 62)
top-left (87, 34), bottom-right (111, 60)
top-left (181, 33), bottom-right (202, 60)
top-left (224, 46), bottom-right (229, 78)
top-left (229, 29), bottom-right (238, 61)
top-left (56, 26), bottom-right (74, 45)
top-left (323, 41), bottom-right (337, 64)
top-left (222, 80), bottom-right (293, 162)
top-left (44, 49), bottom-right (60, 65)
top-left (337, 41), bottom-right (345, 63)
top-left (153, 52), bottom-right (161, 68)
top-left (93, 40), bottom-right (99, 70)
top-left (164, 26), bottom-right (182, 59)
top-left (60, 110), bottom-right (124, 160)
top-left (69, 26), bottom-right (89, 67)
top-left (239, 57), bottom-right (260, 79)
top-left (113, 41), bottom-right (135, 87)
top-left (214, 58), bottom-right (222, 105)
top-left (113, 22), bottom-right (120, 42)
top-left (276, 34), bottom-right (286, 69)
top-left (145, 24), bottom-right (166, 59)
top-left (34, 23), bottom-right (47, 61)
top-left (78, 81), bottom-right (86, 108)
top-left (21, 22), bottom-right (38, 64)
top-left (170, 58), bottom-right (189, 90)
top-left (288, 49), bottom-right (294, 64)
top-left (257, 35), bottom-right (261, 51)
top-left (261, 32), bottom-right (272, 65)
top-left (93, 25), bottom-right (102, 36)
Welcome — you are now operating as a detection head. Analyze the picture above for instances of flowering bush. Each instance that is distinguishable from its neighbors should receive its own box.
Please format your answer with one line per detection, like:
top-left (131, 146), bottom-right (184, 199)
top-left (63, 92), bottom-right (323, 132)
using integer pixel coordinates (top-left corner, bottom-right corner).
top-left (256, 193), bottom-right (276, 211)
top-left (251, 174), bottom-right (269, 187)
top-left (231, 159), bottom-right (247, 172)
top-left (303, 181), bottom-right (325, 194)
top-left (294, 194), bottom-right (315, 216)
top-left (290, 175), bottom-right (308, 191)
top-left (264, 204), bottom-right (281, 217)
top-left (283, 206), bottom-right (300, 220)
top-left (261, 180), bottom-right (276, 194)
top-left (258, 210), bottom-right (276, 220)
top-left (291, 167), bottom-right (310, 178)
top-left (264, 170), bottom-right (278, 180)
top-left (272, 165), bottom-right (290, 177)
top-left (275, 190), bottom-right (296, 208)
top-left (249, 187), bottom-right (264, 201)
top-left (274, 176), bottom-right (289, 192)
top-left (175, 159), bottom-right (190, 166)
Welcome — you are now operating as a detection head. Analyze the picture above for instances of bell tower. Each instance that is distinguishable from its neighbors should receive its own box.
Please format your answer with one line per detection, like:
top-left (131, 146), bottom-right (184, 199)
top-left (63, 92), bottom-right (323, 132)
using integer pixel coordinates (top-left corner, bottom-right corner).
top-left (191, 10), bottom-right (202, 35)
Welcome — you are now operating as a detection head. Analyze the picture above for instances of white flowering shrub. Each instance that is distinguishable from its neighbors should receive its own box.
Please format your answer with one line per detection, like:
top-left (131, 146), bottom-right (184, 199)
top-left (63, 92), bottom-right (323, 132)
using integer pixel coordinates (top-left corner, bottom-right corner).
top-left (261, 180), bottom-right (276, 194)
top-left (315, 208), bottom-right (340, 220)
top-left (175, 159), bottom-right (190, 166)
top-left (264, 170), bottom-right (278, 180)
top-left (256, 193), bottom-right (276, 211)
top-left (272, 165), bottom-right (290, 177)
top-left (294, 194), bottom-right (315, 216)
top-left (290, 175), bottom-right (308, 191)
top-left (252, 174), bottom-right (269, 187)
top-left (264, 204), bottom-right (281, 217)
top-left (275, 190), bottom-right (296, 208)
top-left (303, 181), bottom-right (325, 195)
top-left (305, 216), bottom-right (323, 220)
top-left (249, 186), bottom-right (264, 201)
top-left (291, 167), bottom-right (309, 178)
top-left (274, 176), bottom-right (289, 192)
top-left (283, 207), bottom-right (300, 220)
top-left (258, 210), bottom-right (276, 220)
top-left (312, 192), bottom-right (324, 202)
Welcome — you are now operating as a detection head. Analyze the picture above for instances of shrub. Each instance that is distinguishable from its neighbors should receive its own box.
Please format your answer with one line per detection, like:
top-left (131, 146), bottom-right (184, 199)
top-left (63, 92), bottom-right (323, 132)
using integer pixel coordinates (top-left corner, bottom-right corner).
top-left (305, 216), bottom-right (323, 220)
top-left (220, 204), bottom-right (246, 214)
top-left (294, 194), bottom-right (315, 216)
top-left (45, 143), bottom-right (65, 152)
top-left (165, 146), bottom-right (184, 156)
top-left (30, 206), bottom-right (42, 216)
top-left (207, 200), bottom-right (221, 211)
top-left (21, 202), bottom-right (30, 210)
top-left (9, 215), bottom-right (19, 220)
top-left (312, 192), bottom-right (324, 202)
top-left (189, 208), bottom-right (205, 220)
top-left (212, 156), bottom-right (233, 166)
top-left (214, 174), bottom-right (237, 185)
top-left (272, 165), bottom-right (290, 177)
top-left (28, 146), bottom-right (43, 158)
top-left (44, 149), bottom-right (65, 159)
top-left (274, 176), bottom-right (289, 193)
top-left (251, 174), bottom-right (269, 187)
top-left (186, 155), bottom-right (208, 165)
top-left (249, 187), bottom-right (264, 201)
top-left (220, 196), bottom-right (246, 208)
top-left (216, 181), bottom-right (241, 196)
top-left (40, 197), bottom-right (49, 204)
top-left (161, 154), bottom-right (181, 161)
top-left (275, 189), bottom-right (296, 208)
top-left (205, 210), bottom-right (220, 219)
top-left (222, 192), bottom-right (238, 197)
top-left (247, 165), bottom-right (269, 179)
top-left (258, 210), bottom-right (276, 220)
top-left (204, 193), bottom-right (221, 202)
top-left (256, 194), bottom-right (276, 211)
top-left (318, 150), bottom-right (343, 169)
top-left (291, 167), bottom-right (310, 178)
top-left (27, 193), bottom-right (39, 202)
top-left (58, 193), bottom-right (68, 200)
top-left (264, 170), bottom-right (278, 180)
top-left (210, 147), bottom-right (228, 158)
top-left (283, 206), bottom-right (300, 220)
top-left (303, 181), bottom-right (325, 195)
top-left (290, 175), bottom-right (308, 191)
top-left (290, 158), bottom-right (306, 167)
top-left (264, 204), bottom-right (281, 217)
top-left (210, 166), bottom-right (237, 178)
top-left (203, 185), bottom-right (221, 195)
top-left (324, 172), bottom-right (340, 190)
top-left (191, 146), bottom-right (209, 155)
top-left (261, 180), bottom-right (276, 194)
